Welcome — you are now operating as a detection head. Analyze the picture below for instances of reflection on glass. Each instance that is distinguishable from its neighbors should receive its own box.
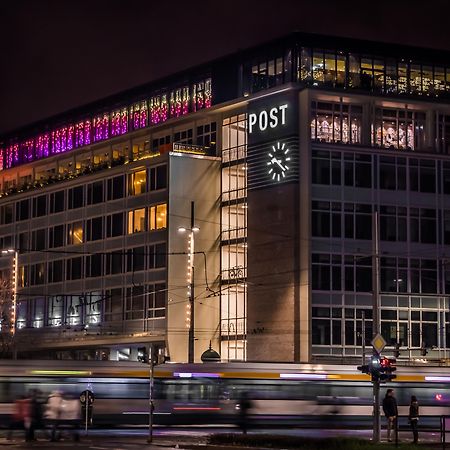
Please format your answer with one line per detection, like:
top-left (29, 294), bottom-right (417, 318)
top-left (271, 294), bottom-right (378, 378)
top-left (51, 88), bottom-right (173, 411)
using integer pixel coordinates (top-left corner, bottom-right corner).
top-left (150, 203), bottom-right (167, 230)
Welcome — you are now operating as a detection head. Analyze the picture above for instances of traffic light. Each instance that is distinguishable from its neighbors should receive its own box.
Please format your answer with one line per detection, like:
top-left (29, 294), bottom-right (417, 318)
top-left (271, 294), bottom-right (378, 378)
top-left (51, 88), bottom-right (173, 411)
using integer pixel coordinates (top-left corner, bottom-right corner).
top-left (379, 356), bottom-right (397, 382)
top-left (357, 355), bottom-right (396, 382)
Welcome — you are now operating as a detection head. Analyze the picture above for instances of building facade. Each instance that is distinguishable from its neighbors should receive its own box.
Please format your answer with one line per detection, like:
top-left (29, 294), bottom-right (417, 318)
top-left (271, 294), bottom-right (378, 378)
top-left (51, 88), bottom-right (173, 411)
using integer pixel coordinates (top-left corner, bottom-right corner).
top-left (2, 33), bottom-right (450, 363)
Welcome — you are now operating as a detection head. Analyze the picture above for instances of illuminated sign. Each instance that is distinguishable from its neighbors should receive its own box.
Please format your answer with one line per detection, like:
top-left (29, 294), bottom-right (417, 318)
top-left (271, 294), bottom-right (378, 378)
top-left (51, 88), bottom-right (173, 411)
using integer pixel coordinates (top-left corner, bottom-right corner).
top-left (248, 104), bottom-right (288, 133)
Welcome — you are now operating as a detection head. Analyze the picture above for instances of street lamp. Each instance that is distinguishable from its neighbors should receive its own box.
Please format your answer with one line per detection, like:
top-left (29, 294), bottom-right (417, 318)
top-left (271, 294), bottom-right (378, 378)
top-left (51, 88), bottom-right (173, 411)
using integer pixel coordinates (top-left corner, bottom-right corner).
top-left (178, 201), bottom-right (199, 363)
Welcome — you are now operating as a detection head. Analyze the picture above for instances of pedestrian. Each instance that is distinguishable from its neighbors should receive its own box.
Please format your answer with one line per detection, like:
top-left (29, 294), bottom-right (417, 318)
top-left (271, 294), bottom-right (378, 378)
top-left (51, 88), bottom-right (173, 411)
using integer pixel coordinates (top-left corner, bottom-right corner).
top-left (408, 395), bottom-right (419, 444)
top-left (382, 388), bottom-right (398, 442)
top-left (238, 391), bottom-right (252, 435)
top-left (45, 391), bottom-right (62, 441)
top-left (27, 389), bottom-right (45, 441)
top-left (7, 395), bottom-right (30, 440)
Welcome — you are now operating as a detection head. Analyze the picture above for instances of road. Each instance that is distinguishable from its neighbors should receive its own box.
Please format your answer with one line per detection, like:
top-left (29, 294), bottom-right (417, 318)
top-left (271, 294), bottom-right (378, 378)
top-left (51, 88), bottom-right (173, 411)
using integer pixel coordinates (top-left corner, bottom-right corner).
top-left (0, 426), bottom-right (444, 448)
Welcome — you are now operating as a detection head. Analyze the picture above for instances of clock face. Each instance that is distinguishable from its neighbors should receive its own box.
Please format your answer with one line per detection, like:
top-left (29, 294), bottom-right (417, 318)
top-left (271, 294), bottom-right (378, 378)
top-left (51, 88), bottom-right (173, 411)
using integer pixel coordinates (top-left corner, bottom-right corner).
top-left (267, 141), bottom-right (290, 182)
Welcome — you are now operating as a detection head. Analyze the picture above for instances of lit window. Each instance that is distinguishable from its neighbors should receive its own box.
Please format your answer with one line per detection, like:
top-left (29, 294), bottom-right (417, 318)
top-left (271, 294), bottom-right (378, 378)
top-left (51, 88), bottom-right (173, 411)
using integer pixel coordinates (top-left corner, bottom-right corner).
top-left (68, 221), bottom-right (83, 245)
top-left (128, 208), bottom-right (146, 233)
top-left (149, 203), bottom-right (167, 230)
top-left (129, 169), bottom-right (146, 195)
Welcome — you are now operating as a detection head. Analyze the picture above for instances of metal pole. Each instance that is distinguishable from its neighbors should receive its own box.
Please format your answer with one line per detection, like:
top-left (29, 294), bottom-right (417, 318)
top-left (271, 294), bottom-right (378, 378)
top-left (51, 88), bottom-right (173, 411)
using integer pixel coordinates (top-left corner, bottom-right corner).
top-left (362, 310), bottom-right (366, 366)
top-left (188, 201), bottom-right (195, 363)
top-left (372, 211), bottom-right (381, 443)
top-left (148, 344), bottom-right (155, 443)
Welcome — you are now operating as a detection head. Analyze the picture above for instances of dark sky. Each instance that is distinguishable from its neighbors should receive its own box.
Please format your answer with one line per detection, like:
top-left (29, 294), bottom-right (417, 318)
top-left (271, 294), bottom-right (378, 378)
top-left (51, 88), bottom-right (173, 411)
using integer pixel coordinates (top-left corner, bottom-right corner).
top-left (2, 0), bottom-right (450, 135)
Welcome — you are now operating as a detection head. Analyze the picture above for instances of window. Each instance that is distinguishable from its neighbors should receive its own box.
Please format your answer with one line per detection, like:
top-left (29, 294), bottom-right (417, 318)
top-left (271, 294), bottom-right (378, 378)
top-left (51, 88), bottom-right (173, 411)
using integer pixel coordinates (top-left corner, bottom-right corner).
top-left (380, 257), bottom-right (408, 292)
top-left (128, 169), bottom-right (146, 195)
top-left (32, 228), bottom-right (46, 251)
top-left (125, 285), bottom-right (145, 320)
top-left (409, 159), bottom-right (435, 193)
top-left (105, 252), bottom-right (123, 275)
top-left (16, 199), bottom-right (30, 221)
top-left (0, 204), bottom-right (14, 224)
top-left (311, 201), bottom-right (341, 238)
top-left (106, 213), bottom-right (124, 238)
top-left (30, 263), bottom-right (45, 285)
top-left (410, 259), bottom-right (437, 294)
top-left (152, 135), bottom-right (170, 152)
top-left (373, 108), bottom-right (426, 150)
top-left (149, 243), bottom-right (167, 269)
top-left (149, 203), bottom-right (167, 230)
top-left (48, 260), bottom-right (63, 283)
top-left (197, 123), bottom-right (217, 153)
top-left (174, 128), bottom-right (193, 145)
top-left (68, 185), bottom-right (84, 209)
top-left (379, 156), bottom-right (406, 190)
top-left (148, 283), bottom-right (166, 319)
top-left (149, 165), bottom-right (167, 191)
top-left (66, 256), bottom-right (83, 280)
top-left (87, 180), bottom-right (104, 205)
top-left (410, 208), bottom-right (436, 244)
top-left (127, 246), bottom-right (145, 272)
top-left (312, 150), bottom-right (341, 185)
top-left (311, 254), bottom-right (341, 291)
top-left (49, 190), bottom-right (64, 213)
top-left (380, 206), bottom-right (407, 242)
top-left (249, 53), bottom-right (288, 92)
top-left (222, 114), bottom-right (247, 163)
top-left (49, 225), bottom-right (64, 248)
top-left (47, 296), bottom-right (63, 326)
top-left (344, 153), bottom-right (372, 188)
top-left (105, 288), bottom-right (123, 322)
top-left (107, 175), bottom-right (124, 200)
top-left (344, 203), bottom-right (372, 240)
top-left (68, 221), bottom-right (83, 245)
top-left (86, 254), bottom-right (102, 277)
top-left (437, 114), bottom-right (450, 155)
top-left (344, 255), bottom-right (372, 292)
top-left (32, 195), bottom-right (47, 217)
top-left (311, 101), bottom-right (362, 144)
top-left (86, 217), bottom-right (103, 241)
top-left (127, 208), bottom-right (146, 234)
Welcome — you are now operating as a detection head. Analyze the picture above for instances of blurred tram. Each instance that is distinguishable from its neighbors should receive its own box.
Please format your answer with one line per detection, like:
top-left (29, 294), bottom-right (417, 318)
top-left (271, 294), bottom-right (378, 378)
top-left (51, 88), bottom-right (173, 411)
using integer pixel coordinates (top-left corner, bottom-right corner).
top-left (0, 360), bottom-right (449, 428)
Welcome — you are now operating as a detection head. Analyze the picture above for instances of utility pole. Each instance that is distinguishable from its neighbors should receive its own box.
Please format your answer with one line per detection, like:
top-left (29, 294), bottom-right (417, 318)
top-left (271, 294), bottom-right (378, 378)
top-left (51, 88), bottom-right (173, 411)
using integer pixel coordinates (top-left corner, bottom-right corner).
top-left (372, 211), bottom-right (381, 444)
top-left (188, 201), bottom-right (195, 364)
top-left (147, 344), bottom-right (155, 443)
top-left (179, 202), bottom-right (199, 364)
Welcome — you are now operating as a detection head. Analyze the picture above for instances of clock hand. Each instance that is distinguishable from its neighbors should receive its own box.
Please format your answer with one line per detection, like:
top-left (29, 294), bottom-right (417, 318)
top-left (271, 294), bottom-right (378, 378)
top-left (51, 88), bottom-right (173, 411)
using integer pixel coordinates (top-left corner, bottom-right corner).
top-left (274, 159), bottom-right (286, 171)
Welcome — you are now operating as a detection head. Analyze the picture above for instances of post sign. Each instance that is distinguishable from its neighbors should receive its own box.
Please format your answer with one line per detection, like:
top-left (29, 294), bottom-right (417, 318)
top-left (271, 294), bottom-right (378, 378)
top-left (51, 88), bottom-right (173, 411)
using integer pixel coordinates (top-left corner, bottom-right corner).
top-left (80, 390), bottom-right (94, 405)
top-left (247, 91), bottom-right (299, 190)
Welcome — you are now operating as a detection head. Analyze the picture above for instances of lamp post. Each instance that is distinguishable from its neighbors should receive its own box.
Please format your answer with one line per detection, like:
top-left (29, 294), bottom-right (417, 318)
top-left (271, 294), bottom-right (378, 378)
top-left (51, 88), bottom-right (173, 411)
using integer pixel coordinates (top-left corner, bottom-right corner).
top-left (1, 249), bottom-right (19, 358)
top-left (178, 201), bottom-right (199, 363)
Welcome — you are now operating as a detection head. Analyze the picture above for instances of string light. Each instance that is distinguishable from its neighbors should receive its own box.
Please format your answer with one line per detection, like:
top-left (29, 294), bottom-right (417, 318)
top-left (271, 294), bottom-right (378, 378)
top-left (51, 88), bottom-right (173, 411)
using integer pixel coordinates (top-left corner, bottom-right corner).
top-left (0, 78), bottom-right (212, 167)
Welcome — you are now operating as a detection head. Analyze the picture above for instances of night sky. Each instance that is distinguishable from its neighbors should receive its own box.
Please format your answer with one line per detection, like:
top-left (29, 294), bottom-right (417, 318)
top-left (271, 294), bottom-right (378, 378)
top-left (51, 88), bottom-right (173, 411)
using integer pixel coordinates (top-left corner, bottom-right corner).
top-left (2, 0), bottom-right (450, 135)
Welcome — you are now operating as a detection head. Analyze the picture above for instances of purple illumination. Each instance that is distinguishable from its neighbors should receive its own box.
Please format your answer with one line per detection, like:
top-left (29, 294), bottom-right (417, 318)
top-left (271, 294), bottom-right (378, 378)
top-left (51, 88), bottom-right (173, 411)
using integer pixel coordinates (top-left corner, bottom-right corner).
top-left (93, 114), bottom-right (109, 142)
top-left (1, 78), bottom-right (212, 172)
top-left (111, 108), bottom-right (128, 136)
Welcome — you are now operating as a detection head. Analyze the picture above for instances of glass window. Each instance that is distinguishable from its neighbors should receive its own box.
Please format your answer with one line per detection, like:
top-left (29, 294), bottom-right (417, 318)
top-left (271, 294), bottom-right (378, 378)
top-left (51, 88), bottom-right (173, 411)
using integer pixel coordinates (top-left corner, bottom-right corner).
top-left (68, 221), bottom-right (83, 245)
top-left (48, 260), bottom-right (63, 283)
top-left (106, 212), bottom-right (124, 238)
top-left (86, 217), bottom-right (103, 241)
top-left (0, 204), bottom-right (14, 224)
top-left (128, 169), bottom-right (147, 195)
top-left (87, 180), bottom-right (104, 205)
top-left (32, 229), bottom-right (46, 251)
top-left (149, 203), bottom-right (167, 230)
top-left (32, 195), bottom-right (47, 217)
top-left (127, 208), bottom-right (146, 234)
top-left (68, 186), bottom-right (84, 209)
top-left (107, 175), bottom-right (124, 200)
top-left (49, 191), bottom-right (64, 213)
top-left (67, 257), bottom-right (82, 280)
top-left (16, 199), bottom-right (30, 221)
top-left (49, 225), bottom-right (64, 248)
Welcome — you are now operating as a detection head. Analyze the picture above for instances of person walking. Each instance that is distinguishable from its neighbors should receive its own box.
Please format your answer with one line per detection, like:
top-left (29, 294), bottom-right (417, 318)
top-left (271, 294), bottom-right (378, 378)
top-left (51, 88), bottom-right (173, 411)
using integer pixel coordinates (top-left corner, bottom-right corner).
top-left (45, 391), bottom-right (62, 441)
top-left (382, 388), bottom-right (398, 442)
top-left (237, 391), bottom-right (252, 435)
top-left (408, 395), bottom-right (419, 444)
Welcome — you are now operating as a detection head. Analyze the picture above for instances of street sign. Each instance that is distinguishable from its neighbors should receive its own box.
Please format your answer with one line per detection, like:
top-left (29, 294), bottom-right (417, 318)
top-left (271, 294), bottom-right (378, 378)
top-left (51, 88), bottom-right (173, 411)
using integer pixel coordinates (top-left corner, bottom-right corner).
top-left (371, 334), bottom-right (386, 354)
top-left (80, 390), bottom-right (95, 405)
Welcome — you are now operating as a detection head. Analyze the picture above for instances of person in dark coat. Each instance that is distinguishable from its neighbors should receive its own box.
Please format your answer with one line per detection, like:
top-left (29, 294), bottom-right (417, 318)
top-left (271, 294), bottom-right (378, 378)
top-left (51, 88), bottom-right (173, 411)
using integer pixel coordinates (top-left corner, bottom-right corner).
top-left (27, 390), bottom-right (45, 441)
top-left (237, 392), bottom-right (252, 435)
top-left (408, 395), bottom-right (419, 444)
top-left (382, 389), bottom-right (398, 442)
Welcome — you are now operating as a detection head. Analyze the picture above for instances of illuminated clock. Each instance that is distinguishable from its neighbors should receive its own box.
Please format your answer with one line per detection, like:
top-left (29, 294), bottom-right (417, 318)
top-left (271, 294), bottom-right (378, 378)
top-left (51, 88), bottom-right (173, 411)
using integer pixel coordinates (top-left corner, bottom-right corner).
top-left (267, 141), bottom-right (290, 182)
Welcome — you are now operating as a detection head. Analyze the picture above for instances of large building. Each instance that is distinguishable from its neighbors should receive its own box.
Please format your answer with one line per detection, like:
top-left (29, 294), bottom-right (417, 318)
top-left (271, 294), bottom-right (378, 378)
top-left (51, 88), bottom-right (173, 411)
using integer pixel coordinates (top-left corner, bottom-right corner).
top-left (2, 33), bottom-right (450, 364)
